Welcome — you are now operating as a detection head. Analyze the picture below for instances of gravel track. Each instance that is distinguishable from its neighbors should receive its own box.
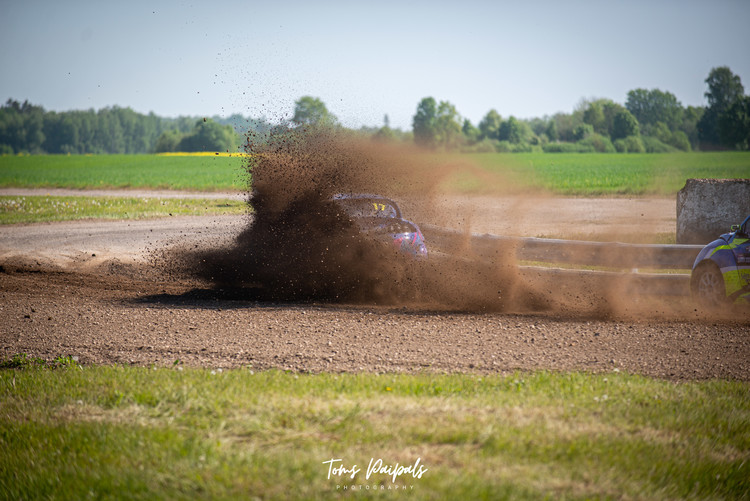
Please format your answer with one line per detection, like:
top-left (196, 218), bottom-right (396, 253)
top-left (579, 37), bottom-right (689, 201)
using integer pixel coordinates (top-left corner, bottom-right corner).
top-left (1, 194), bottom-right (748, 380)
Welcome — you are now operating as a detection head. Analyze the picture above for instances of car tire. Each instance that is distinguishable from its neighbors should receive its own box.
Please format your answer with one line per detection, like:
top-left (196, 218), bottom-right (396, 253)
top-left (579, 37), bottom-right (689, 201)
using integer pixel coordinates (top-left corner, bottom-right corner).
top-left (691, 262), bottom-right (727, 310)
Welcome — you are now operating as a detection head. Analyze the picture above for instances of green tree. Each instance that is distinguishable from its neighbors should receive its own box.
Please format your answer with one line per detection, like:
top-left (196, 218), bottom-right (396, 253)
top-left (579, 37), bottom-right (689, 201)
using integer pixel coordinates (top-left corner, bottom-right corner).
top-left (680, 105), bottom-right (704, 150)
top-left (435, 101), bottom-right (463, 149)
top-left (614, 135), bottom-right (645, 153)
top-left (154, 129), bottom-right (184, 152)
top-left (462, 119), bottom-right (481, 143)
top-left (545, 120), bottom-right (558, 141)
top-left (372, 126), bottom-right (396, 143)
top-left (0, 99), bottom-right (46, 153)
top-left (573, 123), bottom-right (594, 141)
top-left (583, 101), bottom-right (606, 135)
top-left (177, 119), bottom-right (239, 152)
top-left (698, 67), bottom-right (745, 148)
top-left (626, 88), bottom-right (683, 131)
top-left (611, 110), bottom-right (640, 140)
top-left (478, 109), bottom-right (502, 140)
top-left (718, 96), bottom-right (750, 150)
top-left (412, 97), bottom-right (438, 148)
top-left (292, 96), bottom-right (337, 127)
top-left (551, 111), bottom-right (583, 142)
top-left (498, 116), bottom-right (529, 144)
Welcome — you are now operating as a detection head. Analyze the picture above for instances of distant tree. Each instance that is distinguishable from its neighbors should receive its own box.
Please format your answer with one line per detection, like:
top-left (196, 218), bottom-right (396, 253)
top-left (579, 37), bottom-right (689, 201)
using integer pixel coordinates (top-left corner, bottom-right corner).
top-left (611, 110), bottom-right (640, 140)
top-left (545, 120), bottom-right (558, 142)
top-left (526, 117), bottom-right (548, 137)
top-left (626, 88), bottom-right (683, 131)
top-left (679, 105), bottom-right (703, 149)
top-left (412, 97), bottom-right (438, 148)
top-left (292, 96), bottom-right (337, 126)
top-left (573, 123), bottom-right (594, 141)
top-left (669, 130), bottom-right (692, 152)
top-left (583, 101), bottom-right (606, 135)
top-left (578, 133), bottom-right (616, 153)
top-left (698, 67), bottom-right (745, 148)
top-left (581, 99), bottom-right (627, 138)
top-left (0, 99), bottom-right (45, 153)
top-left (718, 95), bottom-right (750, 150)
top-left (705, 67), bottom-right (745, 110)
top-left (372, 125), bottom-right (396, 143)
top-left (649, 121), bottom-right (671, 143)
top-left (478, 109), bottom-right (502, 140)
top-left (154, 129), bottom-right (183, 152)
top-left (177, 119), bottom-right (239, 152)
top-left (434, 101), bottom-right (463, 149)
top-left (551, 111), bottom-right (583, 142)
top-left (614, 135), bottom-right (645, 153)
top-left (462, 119), bottom-right (481, 143)
top-left (498, 116), bottom-right (529, 144)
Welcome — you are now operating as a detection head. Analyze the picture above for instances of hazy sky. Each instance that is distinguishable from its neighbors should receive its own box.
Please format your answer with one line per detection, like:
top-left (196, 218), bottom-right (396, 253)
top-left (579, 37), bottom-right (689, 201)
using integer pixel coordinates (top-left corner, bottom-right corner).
top-left (1, 0), bottom-right (748, 130)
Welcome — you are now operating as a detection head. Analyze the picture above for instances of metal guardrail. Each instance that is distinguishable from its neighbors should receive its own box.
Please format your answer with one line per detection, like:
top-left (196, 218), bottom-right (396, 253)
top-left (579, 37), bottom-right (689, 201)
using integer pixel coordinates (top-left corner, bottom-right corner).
top-left (422, 225), bottom-right (703, 270)
top-left (422, 226), bottom-right (702, 296)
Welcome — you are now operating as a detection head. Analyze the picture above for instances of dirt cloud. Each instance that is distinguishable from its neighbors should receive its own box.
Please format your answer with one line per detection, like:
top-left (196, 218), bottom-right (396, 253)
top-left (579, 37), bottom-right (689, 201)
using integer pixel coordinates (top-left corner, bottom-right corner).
top-left (161, 126), bottom-right (719, 319)
top-left (162, 127), bottom-right (535, 310)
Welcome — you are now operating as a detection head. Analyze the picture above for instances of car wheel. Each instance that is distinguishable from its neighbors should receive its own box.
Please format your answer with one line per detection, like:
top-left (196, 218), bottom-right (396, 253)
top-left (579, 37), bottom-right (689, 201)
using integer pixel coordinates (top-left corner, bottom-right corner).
top-left (692, 263), bottom-right (726, 309)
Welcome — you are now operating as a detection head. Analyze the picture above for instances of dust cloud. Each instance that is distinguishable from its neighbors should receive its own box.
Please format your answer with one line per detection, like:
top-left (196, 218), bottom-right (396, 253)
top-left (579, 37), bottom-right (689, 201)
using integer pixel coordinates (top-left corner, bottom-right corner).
top-left (163, 126), bottom-right (699, 318)
top-left (158, 126), bottom-right (520, 310)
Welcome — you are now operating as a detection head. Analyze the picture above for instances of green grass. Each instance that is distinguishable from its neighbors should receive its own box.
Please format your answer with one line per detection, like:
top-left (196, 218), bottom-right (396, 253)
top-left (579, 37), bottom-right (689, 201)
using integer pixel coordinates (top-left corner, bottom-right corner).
top-left (460, 151), bottom-right (750, 195)
top-left (2, 152), bottom-right (749, 197)
top-left (1, 363), bottom-right (748, 500)
top-left (0, 195), bottom-right (246, 224)
top-left (0, 154), bottom-right (248, 191)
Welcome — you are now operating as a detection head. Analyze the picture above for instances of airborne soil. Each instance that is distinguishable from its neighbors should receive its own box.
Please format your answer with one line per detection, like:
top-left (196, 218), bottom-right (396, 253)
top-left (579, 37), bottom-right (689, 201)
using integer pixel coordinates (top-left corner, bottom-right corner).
top-left (1, 192), bottom-right (748, 381)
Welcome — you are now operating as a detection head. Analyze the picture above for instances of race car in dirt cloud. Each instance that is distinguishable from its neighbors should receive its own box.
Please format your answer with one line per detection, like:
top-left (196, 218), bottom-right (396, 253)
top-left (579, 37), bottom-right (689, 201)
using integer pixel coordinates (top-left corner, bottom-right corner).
top-left (332, 193), bottom-right (428, 259)
top-left (690, 214), bottom-right (750, 308)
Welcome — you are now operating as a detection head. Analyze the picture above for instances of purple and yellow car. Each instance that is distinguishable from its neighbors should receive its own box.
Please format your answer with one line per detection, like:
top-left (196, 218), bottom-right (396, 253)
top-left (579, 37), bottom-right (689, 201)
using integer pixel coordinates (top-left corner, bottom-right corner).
top-left (332, 193), bottom-right (428, 259)
top-left (690, 214), bottom-right (750, 308)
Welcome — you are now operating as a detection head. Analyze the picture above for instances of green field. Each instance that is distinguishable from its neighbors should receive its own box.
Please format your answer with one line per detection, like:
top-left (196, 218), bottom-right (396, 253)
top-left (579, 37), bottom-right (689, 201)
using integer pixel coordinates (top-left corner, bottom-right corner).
top-left (1, 152), bottom-right (749, 196)
top-left (1, 361), bottom-right (748, 500)
top-left (462, 151), bottom-right (750, 195)
top-left (0, 154), bottom-right (248, 191)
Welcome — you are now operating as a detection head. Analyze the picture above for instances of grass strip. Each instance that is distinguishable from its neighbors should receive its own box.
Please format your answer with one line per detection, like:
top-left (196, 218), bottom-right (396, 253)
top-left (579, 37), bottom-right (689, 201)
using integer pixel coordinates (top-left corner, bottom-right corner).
top-left (1, 362), bottom-right (747, 500)
top-left (0, 195), bottom-right (246, 224)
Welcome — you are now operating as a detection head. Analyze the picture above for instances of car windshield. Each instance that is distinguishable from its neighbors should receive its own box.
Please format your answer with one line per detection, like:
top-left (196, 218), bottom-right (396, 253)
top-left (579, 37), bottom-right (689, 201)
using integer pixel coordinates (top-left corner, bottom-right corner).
top-left (335, 198), bottom-right (399, 219)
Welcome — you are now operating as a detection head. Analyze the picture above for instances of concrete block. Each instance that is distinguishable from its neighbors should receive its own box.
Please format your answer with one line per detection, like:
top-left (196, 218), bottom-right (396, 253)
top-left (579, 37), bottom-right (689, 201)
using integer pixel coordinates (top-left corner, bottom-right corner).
top-left (676, 178), bottom-right (750, 244)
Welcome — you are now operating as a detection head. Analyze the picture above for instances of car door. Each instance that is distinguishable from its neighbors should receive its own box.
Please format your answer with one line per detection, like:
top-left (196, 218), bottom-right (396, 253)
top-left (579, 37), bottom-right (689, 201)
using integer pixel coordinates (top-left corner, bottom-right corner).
top-left (731, 221), bottom-right (750, 292)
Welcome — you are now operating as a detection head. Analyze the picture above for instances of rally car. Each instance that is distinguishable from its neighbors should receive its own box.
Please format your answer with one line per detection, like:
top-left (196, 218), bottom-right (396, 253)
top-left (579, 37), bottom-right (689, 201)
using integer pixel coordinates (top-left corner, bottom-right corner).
top-left (331, 193), bottom-right (428, 259)
top-left (690, 214), bottom-right (750, 308)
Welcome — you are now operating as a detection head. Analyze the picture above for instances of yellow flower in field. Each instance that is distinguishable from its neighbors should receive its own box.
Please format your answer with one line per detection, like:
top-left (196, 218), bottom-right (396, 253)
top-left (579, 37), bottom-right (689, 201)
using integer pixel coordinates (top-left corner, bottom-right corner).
top-left (385, 387), bottom-right (392, 392)
top-left (156, 151), bottom-right (250, 157)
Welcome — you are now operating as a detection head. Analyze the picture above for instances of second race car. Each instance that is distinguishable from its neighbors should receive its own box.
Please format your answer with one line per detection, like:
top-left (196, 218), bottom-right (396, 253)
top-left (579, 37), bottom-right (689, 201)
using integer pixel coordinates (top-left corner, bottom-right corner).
top-left (690, 214), bottom-right (750, 309)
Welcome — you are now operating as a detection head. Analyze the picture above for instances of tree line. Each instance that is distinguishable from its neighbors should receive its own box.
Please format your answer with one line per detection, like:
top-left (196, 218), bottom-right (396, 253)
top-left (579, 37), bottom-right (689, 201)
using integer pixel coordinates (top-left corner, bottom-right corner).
top-left (405, 66), bottom-right (749, 153)
top-left (0, 102), bottom-right (253, 155)
top-left (2, 66), bottom-right (748, 155)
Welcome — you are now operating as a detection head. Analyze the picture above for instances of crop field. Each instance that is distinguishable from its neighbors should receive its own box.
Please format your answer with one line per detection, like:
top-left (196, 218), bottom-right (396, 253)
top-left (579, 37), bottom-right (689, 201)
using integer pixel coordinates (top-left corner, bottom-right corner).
top-left (0, 154), bottom-right (248, 191)
top-left (463, 151), bottom-right (750, 195)
top-left (1, 362), bottom-right (748, 500)
top-left (1, 151), bottom-right (749, 196)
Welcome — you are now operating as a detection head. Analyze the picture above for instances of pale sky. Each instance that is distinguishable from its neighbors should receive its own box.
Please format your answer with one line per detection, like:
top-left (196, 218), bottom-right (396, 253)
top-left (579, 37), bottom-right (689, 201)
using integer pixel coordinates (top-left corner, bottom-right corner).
top-left (1, 0), bottom-right (748, 130)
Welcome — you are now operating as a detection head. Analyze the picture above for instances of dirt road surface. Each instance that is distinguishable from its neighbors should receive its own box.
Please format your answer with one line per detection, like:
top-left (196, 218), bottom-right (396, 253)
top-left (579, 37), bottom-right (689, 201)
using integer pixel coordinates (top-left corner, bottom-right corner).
top-left (1, 194), bottom-right (748, 380)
